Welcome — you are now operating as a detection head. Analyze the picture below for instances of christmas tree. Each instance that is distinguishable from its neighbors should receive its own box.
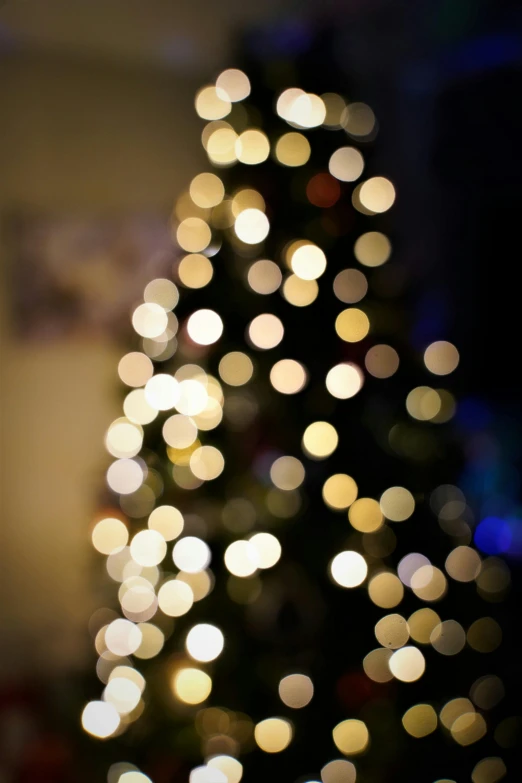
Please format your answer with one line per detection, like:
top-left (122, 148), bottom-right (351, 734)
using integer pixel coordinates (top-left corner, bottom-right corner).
top-left (82, 47), bottom-right (513, 783)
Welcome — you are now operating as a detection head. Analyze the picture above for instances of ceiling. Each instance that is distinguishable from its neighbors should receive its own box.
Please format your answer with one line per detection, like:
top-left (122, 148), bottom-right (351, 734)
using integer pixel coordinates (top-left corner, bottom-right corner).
top-left (0, 0), bottom-right (308, 74)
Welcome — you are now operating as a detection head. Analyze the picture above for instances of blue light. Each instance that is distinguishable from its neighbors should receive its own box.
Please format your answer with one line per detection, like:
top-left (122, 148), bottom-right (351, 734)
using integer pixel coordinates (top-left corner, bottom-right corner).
top-left (474, 516), bottom-right (512, 555)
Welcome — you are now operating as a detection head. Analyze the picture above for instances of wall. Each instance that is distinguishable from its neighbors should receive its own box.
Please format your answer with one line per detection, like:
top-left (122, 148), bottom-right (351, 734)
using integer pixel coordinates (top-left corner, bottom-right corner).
top-left (0, 51), bottom-right (202, 674)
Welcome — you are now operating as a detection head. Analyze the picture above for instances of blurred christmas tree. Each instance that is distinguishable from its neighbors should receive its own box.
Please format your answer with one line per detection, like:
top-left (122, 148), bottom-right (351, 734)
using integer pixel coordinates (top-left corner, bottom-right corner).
top-left (83, 29), bottom-right (514, 783)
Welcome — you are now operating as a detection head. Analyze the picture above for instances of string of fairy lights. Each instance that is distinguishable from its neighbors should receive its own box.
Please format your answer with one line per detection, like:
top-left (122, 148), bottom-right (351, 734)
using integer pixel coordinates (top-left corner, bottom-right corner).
top-left (82, 68), bottom-right (511, 783)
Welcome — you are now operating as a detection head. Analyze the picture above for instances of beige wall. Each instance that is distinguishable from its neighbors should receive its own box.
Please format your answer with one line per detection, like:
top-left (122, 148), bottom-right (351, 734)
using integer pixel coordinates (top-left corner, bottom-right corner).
top-left (0, 52), bottom-right (202, 673)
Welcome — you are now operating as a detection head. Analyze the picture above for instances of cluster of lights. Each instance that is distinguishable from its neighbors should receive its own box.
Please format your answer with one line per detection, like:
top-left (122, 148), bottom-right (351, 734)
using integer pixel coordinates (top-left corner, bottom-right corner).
top-left (85, 67), bottom-right (511, 783)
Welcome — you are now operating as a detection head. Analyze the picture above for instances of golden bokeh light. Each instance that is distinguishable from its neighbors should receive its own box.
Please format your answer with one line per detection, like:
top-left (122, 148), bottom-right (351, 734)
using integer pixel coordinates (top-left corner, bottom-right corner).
top-left (321, 92), bottom-right (346, 128)
top-left (374, 613), bottom-right (409, 649)
top-left (332, 719), bottom-right (369, 756)
top-left (359, 177), bottom-right (395, 213)
top-left (249, 532), bottom-right (282, 569)
top-left (411, 565), bottom-right (447, 602)
top-left (207, 755), bottom-right (244, 783)
top-left (124, 390), bottom-right (158, 425)
top-left (236, 129), bottom-right (270, 165)
top-left (329, 147), bottom-right (364, 182)
top-left (104, 676), bottom-right (141, 715)
top-left (440, 698), bottom-right (475, 730)
top-left (302, 421), bottom-right (338, 459)
top-left (368, 572), bottom-right (404, 608)
top-left (118, 352), bottom-right (154, 388)
top-left (196, 86), bottom-right (231, 120)
top-left (322, 474), bottom-right (358, 510)
top-left (178, 253), bottom-right (214, 289)
top-left (144, 373), bottom-right (179, 410)
top-left (219, 352), bottom-right (254, 386)
top-left (430, 619), bottom-right (466, 655)
top-left (187, 309), bottom-right (224, 345)
top-left (388, 646), bottom-right (425, 682)
top-left (349, 497), bottom-right (384, 532)
top-left (158, 579), bottom-right (194, 617)
top-left (282, 275), bottom-right (319, 306)
top-left (234, 208), bottom-right (270, 244)
top-left (105, 619), bottom-right (143, 656)
top-left (186, 623), bottom-right (224, 662)
top-left (278, 674), bottom-right (314, 709)
top-left (326, 363), bottom-right (364, 400)
top-left (270, 455), bottom-right (305, 490)
top-left (190, 173), bottom-right (225, 209)
top-left (163, 414), bottom-right (198, 449)
top-left (130, 530), bottom-right (167, 567)
top-left (132, 303), bottom-right (168, 339)
top-left (172, 536), bottom-right (211, 573)
top-left (424, 341), bottom-right (460, 376)
top-left (379, 486), bottom-right (415, 522)
top-left (275, 132), bottom-right (311, 167)
top-left (362, 647), bottom-right (393, 683)
top-left (406, 386), bottom-right (442, 421)
top-left (471, 757), bottom-right (507, 783)
top-left (364, 344), bottom-right (399, 378)
top-left (330, 551), bottom-right (368, 588)
top-left (82, 700), bottom-right (120, 739)
top-left (402, 704), bottom-right (437, 738)
top-left (148, 504), bottom-right (183, 541)
top-left (177, 217), bottom-right (212, 253)
top-left (134, 622), bottom-right (165, 659)
top-left (270, 359), bottom-right (307, 394)
top-left (335, 308), bottom-right (370, 343)
top-left (173, 668), bottom-right (212, 705)
top-left (92, 518), bottom-right (129, 555)
top-left (107, 459), bottom-right (144, 495)
top-left (247, 259), bottom-right (282, 294)
top-left (231, 188), bottom-right (266, 217)
top-left (354, 232), bottom-right (391, 267)
top-left (333, 269), bottom-right (368, 304)
top-left (248, 313), bottom-right (284, 350)
top-left (407, 608), bottom-right (441, 644)
top-left (224, 540), bottom-right (259, 577)
top-left (216, 69), bottom-right (251, 102)
top-left (190, 445), bottom-right (225, 481)
top-left (445, 546), bottom-right (481, 582)
top-left (144, 278), bottom-right (179, 311)
top-left (207, 127), bottom-right (239, 166)
top-left (451, 712), bottom-right (487, 746)
top-left (254, 718), bottom-right (293, 753)
top-left (321, 759), bottom-right (356, 783)
top-left (290, 242), bottom-right (327, 280)
top-left (342, 102), bottom-right (376, 137)
top-left (176, 569), bottom-right (213, 602)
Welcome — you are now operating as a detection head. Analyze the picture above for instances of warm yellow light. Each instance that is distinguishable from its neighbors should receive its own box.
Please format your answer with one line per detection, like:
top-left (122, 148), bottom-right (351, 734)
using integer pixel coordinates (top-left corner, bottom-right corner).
top-left (254, 718), bottom-right (293, 753)
top-left (158, 579), bottom-right (194, 617)
top-left (402, 704), bottom-right (437, 738)
top-left (365, 344), bottom-right (399, 378)
top-left (335, 308), bottom-right (370, 343)
top-left (92, 518), bottom-right (128, 555)
top-left (207, 755), bottom-right (244, 783)
top-left (124, 390), bottom-right (158, 425)
top-left (275, 132), bottom-right (311, 167)
top-left (172, 536), bottom-right (211, 573)
top-left (407, 608), bottom-right (441, 645)
top-left (134, 622), bottom-right (165, 659)
top-left (321, 760), bottom-right (356, 783)
top-left (196, 86), bottom-right (231, 120)
top-left (333, 269), bottom-right (368, 304)
top-left (332, 719), bottom-right (369, 755)
top-left (144, 278), bottom-right (179, 311)
top-left (270, 455), bottom-right (305, 490)
top-left (236, 130), bottom-right (270, 165)
top-left (290, 243), bottom-right (327, 280)
top-left (326, 363), bottom-right (364, 399)
top-left (249, 532), bottom-right (282, 569)
top-left (368, 572), bottom-right (404, 608)
top-left (224, 540), bottom-right (259, 577)
top-left (247, 259), bottom-right (282, 294)
top-left (389, 646), bottom-right (425, 682)
top-left (330, 551), bottom-right (368, 588)
top-left (349, 497), bottom-right (383, 532)
top-left (329, 147), bottom-right (364, 182)
top-left (354, 232), bottom-right (391, 267)
top-left (278, 674), bottom-right (314, 709)
top-left (206, 127), bottom-right (238, 166)
top-left (104, 677), bottom-right (141, 715)
top-left (132, 303), bottom-right (168, 339)
top-left (216, 69), bottom-right (251, 102)
top-left (173, 667), bottom-right (212, 705)
top-left (380, 487), bottom-right (415, 522)
top-left (186, 623), bottom-right (224, 662)
top-left (270, 359), bottom-right (307, 394)
top-left (190, 445), bottom-right (225, 481)
top-left (148, 505), bottom-right (184, 541)
top-left (234, 208), bottom-right (270, 244)
top-left (282, 275), bottom-right (319, 306)
top-left (163, 415), bottom-right (198, 449)
top-left (322, 474), bottom-right (358, 510)
top-left (144, 374), bottom-right (179, 410)
top-left (248, 313), bottom-right (284, 350)
top-left (118, 352), bottom-right (154, 388)
top-left (359, 177), bottom-right (395, 213)
top-left (187, 309), bottom-right (223, 345)
top-left (219, 352), bottom-right (254, 386)
top-left (190, 172), bottom-right (225, 209)
top-left (302, 421), bottom-right (338, 459)
top-left (105, 619), bottom-right (143, 656)
top-left (130, 530), bottom-right (167, 567)
top-left (177, 218), bottom-right (212, 253)
top-left (424, 341), bottom-right (460, 376)
top-left (375, 613), bottom-right (409, 649)
top-left (178, 253), bottom-right (214, 289)
top-left (107, 459), bottom-right (144, 495)
top-left (81, 700), bottom-right (120, 738)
